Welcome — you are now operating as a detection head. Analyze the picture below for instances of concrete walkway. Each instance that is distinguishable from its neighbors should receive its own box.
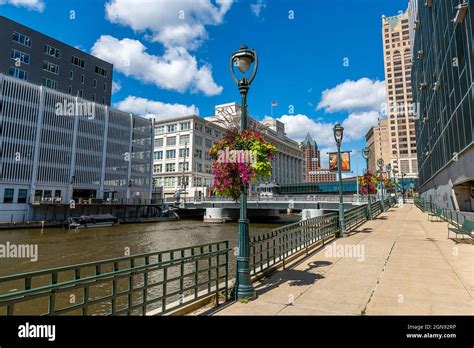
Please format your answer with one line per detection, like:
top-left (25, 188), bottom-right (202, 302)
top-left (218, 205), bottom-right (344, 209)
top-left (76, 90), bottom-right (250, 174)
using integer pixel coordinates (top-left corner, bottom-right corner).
top-left (211, 204), bottom-right (474, 315)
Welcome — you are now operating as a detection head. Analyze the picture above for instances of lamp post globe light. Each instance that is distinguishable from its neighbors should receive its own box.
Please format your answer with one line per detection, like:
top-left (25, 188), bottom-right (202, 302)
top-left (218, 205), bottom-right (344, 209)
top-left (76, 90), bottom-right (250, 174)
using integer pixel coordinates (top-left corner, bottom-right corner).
top-left (362, 147), bottom-right (372, 220)
top-left (230, 44), bottom-right (258, 300)
top-left (333, 123), bottom-right (346, 237)
top-left (377, 158), bottom-right (385, 211)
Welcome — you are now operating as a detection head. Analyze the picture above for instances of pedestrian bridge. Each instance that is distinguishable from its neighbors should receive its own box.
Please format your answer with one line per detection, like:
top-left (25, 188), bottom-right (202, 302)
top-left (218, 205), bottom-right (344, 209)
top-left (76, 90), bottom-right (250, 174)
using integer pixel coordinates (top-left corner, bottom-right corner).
top-left (164, 195), bottom-right (377, 222)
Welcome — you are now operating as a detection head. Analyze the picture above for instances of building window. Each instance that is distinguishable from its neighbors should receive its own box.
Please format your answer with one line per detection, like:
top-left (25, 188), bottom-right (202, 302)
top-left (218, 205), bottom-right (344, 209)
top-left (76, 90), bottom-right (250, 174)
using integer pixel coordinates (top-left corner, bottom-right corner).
top-left (9, 67), bottom-right (28, 80)
top-left (194, 123), bottom-right (203, 131)
top-left (166, 150), bottom-right (176, 159)
top-left (12, 32), bottom-right (31, 47)
top-left (71, 55), bottom-right (85, 68)
top-left (44, 44), bottom-right (60, 58)
top-left (41, 77), bottom-right (58, 89)
top-left (68, 85), bottom-right (72, 94)
top-left (166, 136), bottom-right (176, 146)
top-left (103, 83), bottom-right (107, 92)
top-left (10, 49), bottom-right (30, 64)
top-left (180, 122), bottom-right (191, 130)
top-left (179, 148), bottom-right (189, 158)
top-left (154, 151), bottom-right (163, 160)
top-left (154, 138), bottom-right (164, 147)
top-left (205, 127), bottom-right (212, 135)
top-left (42, 60), bottom-right (59, 74)
top-left (69, 70), bottom-right (74, 80)
top-left (78, 89), bottom-right (83, 97)
top-left (179, 162), bottom-right (189, 171)
top-left (153, 164), bottom-right (162, 173)
top-left (180, 135), bottom-right (190, 145)
top-left (17, 189), bottom-right (28, 203)
top-left (95, 65), bottom-right (108, 77)
top-left (194, 149), bottom-right (202, 158)
top-left (194, 135), bottom-right (202, 146)
top-left (81, 74), bottom-right (85, 84)
top-left (92, 94), bottom-right (96, 102)
top-left (205, 139), bottom-right (212, 147)
top-left (166, 163), bottom-right (176, 172)
top-left (3, 189), bottom-right (14, 203)
top-left (93, 79), bottom-right (97, 88)
top-left (155, 126), bottom-right (165, 135)
top-left (102, 97), bottom-right (106, 104)
top-left (167, 124), bottom-right (177, 133)
top-left (164, 177), bottom-right (176, 187)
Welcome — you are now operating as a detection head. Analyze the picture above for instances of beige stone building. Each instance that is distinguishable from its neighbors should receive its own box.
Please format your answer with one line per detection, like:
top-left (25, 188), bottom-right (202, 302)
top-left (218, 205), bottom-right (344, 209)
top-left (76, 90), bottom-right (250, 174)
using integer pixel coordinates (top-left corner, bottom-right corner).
top-left (365, 119), bottom-right (391, 175)
top-left (382, 11), bottom-right (418, 179)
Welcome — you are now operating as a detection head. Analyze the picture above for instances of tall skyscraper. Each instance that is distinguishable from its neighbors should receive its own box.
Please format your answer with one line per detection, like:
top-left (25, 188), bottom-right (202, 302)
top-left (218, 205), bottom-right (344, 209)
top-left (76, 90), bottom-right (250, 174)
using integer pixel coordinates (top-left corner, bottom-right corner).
top-left (301, 133), bottom-right (336, 182)
top-left (409, 0), bottom-right (473, 211)
top-left (365, 119), bottom-right (391, 175)
top-left (382, 11), bottom-right (418, 179)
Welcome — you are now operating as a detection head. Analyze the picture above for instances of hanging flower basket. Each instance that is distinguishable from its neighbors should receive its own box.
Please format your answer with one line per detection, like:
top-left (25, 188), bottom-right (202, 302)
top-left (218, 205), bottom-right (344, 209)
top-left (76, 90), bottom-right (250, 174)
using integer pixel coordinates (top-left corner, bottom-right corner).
top-left (384, 180), bottom-right (395, 192)
top-left (209, 129), bottom-right (276, 200)
top-left (358, 172), bottom-right (379, 195)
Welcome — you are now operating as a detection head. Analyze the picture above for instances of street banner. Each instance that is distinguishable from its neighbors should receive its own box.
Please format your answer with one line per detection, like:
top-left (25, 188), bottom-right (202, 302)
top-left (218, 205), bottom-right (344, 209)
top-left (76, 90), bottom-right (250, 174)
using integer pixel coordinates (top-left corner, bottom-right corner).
top-left (329, 151), bottom-right (351, 172)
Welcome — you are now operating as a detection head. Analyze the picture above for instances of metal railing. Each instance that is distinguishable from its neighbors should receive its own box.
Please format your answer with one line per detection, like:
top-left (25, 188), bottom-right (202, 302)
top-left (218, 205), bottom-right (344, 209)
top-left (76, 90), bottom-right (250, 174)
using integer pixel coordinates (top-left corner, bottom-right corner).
top-left (165, 195), bottom-right (373, 204)
top-left (345, 204), bottom-right (369, 231)
top-left (414, 197), bottom-right (471, 226)
top-left (0, 241), bottom-right (229, 316)
top-left (250, 213), bottom-right (339, 275)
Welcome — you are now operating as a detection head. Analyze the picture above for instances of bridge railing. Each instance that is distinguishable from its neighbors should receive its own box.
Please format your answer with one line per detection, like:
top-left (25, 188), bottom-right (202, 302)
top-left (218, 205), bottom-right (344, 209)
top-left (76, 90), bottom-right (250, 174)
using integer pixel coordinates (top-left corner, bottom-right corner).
top-left (165, 195), bottom-right (373, 204)
top-left (0, 241), bottom-right (229, 316)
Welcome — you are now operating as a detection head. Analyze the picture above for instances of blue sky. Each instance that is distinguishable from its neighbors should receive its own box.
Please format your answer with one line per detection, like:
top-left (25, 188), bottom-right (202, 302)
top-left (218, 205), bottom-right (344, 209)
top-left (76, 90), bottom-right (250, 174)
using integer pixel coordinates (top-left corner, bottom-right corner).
top-left (0, 0), bottom-right (408, 173)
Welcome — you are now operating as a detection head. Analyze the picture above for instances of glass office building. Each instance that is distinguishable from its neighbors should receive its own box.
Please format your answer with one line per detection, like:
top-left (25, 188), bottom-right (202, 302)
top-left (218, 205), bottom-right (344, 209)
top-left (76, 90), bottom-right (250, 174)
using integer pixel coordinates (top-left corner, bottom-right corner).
top-left (410, 0), bottom-right (473, 212)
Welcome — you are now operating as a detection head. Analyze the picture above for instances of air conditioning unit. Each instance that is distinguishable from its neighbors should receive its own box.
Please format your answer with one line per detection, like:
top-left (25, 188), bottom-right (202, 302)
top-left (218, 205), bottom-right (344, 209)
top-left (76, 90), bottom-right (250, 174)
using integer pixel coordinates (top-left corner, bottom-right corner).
top-left (417, 50), bottom-right (424, 60)
top-left (414, 19), bottom-right (420, 30)
top-left (425, 0), bottom-right (433, 7)
top-left (433, 81), bottom-right (440, 91)
top-left (420, 82), bottom-right (428, 91)
top-left (452, 3), bottom-right (468, 24)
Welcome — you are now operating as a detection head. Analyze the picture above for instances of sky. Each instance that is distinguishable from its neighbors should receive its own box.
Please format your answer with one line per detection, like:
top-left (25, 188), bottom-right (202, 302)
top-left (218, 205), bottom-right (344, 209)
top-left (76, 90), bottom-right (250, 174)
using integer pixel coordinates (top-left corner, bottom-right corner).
top-left (0, 0), bottom-right (409, 173)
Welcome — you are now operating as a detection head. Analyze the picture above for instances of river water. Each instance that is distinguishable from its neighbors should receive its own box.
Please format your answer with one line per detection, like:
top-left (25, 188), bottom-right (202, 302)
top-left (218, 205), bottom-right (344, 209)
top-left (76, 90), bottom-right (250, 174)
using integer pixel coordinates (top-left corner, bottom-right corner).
top-left (0, 215), bottom-right (299, 315)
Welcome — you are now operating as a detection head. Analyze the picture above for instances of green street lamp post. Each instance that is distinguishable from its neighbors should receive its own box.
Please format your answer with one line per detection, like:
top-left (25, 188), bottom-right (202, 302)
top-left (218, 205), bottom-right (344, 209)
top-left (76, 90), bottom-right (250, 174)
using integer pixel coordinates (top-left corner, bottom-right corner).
top-left (230, 44), bottom-right (258, 300)
top-left (334, 123), bottom-right (346, 237)
top-left (377, 158), bottom-right (385, 211)
top-left (386, 163), bottom-right (392, 204)
top-left (362, 147), bottom-right (372, 220)
top-left (393, 167), bottom-right (398, 201)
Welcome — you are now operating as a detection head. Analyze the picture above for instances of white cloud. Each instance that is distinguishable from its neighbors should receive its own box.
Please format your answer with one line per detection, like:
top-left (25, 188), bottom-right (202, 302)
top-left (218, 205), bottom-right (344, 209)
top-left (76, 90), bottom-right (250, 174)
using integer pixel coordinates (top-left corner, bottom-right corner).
top-left (104, 0), bottom-right (233, 50)
top-left (317, 78), bottom-right (386, 113)
top-left (265, 111), bottom-right (381, 146)
top-left (91, 35), bottom-right (223, 96)
top-left (112, 80), bottom-right (122, 94)
top-left (341, 111), bottom-right (380, 141)
top-left (250, 0), bottom-right (266, 17)
top-left (114, 96), bottom-right (199, 121)
top-left (0, 0), bottom-right (44, 11)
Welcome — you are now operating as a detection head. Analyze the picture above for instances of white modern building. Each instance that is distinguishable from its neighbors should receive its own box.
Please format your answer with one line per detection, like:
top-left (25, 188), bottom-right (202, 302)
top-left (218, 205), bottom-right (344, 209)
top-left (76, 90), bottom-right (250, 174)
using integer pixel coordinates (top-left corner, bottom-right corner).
top-left (152, 114), bottom-right (225, 199)
top-left (0, 74), bottom-right (153, 222)
top-left (152, 103), bottom-right (305, 198)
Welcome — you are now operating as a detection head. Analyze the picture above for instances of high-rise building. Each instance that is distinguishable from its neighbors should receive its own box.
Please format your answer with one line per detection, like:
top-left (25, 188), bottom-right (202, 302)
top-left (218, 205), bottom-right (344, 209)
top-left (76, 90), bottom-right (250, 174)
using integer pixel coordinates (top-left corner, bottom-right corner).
top-left (0, 16), bottom-right (113, 105)
top-left (300, 133), bottom-right (336, 182)
top-left (301, 133), bottom-right (320, 178)
top-left (382, 11), bottom-right (418, 179)
top-left (365, 119), bottom-right (391, 175)
top-left (0, 74), bottom-right (153, 222)
top-left (409, 0), bottom-right (473, 211)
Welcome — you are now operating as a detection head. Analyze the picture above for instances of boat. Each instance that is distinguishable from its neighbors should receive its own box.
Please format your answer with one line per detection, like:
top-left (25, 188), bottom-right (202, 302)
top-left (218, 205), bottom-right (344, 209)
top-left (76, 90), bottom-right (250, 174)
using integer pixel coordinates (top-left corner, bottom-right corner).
top-left (65, 214), bottom-right (119, 229)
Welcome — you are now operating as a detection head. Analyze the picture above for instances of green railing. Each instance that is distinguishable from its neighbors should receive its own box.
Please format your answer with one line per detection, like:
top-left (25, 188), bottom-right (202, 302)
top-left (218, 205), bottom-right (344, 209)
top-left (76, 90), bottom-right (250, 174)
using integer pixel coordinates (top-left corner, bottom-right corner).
top-left (0, 241), bottom-right (229, 316)
top-left (344, 204), bottom-right (369, 231)
top-left (1, 199), bottom-right (396, 315)
top-left (414, 197), bottom-right (470, 227)
top-left (250, 213), bottom-right (339, 275)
